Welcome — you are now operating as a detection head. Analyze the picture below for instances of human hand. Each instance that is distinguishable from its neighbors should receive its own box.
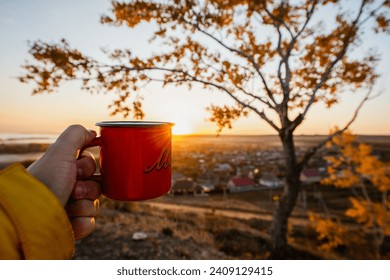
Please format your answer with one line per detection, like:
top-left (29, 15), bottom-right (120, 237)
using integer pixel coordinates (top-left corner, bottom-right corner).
top-left (27, 125), bottom-right (101, 239)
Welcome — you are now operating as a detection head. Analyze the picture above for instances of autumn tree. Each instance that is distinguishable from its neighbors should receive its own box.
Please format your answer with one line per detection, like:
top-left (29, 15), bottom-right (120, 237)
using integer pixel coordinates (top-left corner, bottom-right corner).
top-left (19, 0), bottom-right (389, 255)
top-left (320, 131), bottom-right (390, 258)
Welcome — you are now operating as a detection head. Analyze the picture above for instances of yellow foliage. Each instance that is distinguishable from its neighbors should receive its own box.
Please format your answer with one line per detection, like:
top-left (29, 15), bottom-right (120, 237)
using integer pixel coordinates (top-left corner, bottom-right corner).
top-left (345, 197), bottom-right (373, 226)
top-left (346, 198), bottom-right (390, 235)
top-left (323, 131), bottom-right (390, 192)
top-left (324, 130), bottom-right (390, 239)
top-left (308, 212), bottom-right (347, 251)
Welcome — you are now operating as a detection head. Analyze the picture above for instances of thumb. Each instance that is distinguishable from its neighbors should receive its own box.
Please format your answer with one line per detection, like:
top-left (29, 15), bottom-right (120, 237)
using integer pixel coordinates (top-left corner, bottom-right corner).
top-left (54, 125), bottom-right (97, 157)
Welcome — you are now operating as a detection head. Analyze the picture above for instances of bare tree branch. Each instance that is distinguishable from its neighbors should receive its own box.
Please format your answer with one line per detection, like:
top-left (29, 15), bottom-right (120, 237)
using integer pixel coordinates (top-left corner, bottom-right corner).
top-left (201, 56), bottom-right (278, 111)
top-left (298, 87), bottom-right (379, 170)
top-left (291, 0), bottom-right (368, 132)
top-left (272, 1), bottom-right (318, 130)
top-left (286, 1), bottom-right (318, 57)
top-left (146, 71), bottom-right (281, 132)
top-left (262, 1), bottom-right (294, 39)
top-left (184, 17), bottom-right (278, 107)
top-left (358, 0), bottom-right (389, 27)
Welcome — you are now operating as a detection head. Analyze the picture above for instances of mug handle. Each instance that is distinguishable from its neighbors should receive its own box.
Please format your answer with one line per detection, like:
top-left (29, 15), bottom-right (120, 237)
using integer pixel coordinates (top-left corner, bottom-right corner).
top-left (78, 136), bottom-right (102, 158)
top-left (78, 136), bottom-right (102, 181)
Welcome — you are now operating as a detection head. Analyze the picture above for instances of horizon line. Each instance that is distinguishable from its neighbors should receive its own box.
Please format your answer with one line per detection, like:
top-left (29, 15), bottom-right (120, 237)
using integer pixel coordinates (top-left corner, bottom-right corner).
top-left (2, 132), bottom-right (390, 138)
top-left (173, 133), bottom-right (390, 137)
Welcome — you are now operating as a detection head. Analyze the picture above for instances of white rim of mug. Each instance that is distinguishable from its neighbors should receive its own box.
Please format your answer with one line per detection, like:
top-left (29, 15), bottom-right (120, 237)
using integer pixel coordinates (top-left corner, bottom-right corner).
top-left (96, 121), bottom-right (175, 127)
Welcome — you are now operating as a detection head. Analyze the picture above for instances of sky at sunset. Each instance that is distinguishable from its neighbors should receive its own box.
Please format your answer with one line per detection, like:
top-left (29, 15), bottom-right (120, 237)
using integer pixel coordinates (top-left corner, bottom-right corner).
top-left (0, 0), bottom-right (389, 136)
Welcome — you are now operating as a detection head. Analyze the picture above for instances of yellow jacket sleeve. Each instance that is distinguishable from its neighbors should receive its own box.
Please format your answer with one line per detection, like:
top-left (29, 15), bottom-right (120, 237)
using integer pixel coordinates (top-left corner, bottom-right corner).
top-left (0, 163), bottom-right (75, 259)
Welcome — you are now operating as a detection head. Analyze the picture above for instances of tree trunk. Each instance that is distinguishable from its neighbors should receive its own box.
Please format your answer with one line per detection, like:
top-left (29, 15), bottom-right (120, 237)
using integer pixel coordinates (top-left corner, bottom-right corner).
top-left (269, 131), bottom-right (302, 258)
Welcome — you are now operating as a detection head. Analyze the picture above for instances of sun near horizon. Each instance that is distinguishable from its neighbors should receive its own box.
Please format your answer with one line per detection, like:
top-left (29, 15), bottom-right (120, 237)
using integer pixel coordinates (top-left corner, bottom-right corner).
top-left (172, 121), bottom-right (194, 135)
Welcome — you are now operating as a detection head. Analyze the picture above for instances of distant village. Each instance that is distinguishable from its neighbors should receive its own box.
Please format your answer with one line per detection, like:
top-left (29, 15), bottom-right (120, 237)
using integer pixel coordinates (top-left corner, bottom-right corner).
top-left (170, 141), bottom-right (329, 197)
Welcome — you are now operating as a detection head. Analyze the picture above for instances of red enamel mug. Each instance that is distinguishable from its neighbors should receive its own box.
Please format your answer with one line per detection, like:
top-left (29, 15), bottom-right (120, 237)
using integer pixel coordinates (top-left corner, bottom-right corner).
top-left (82, 121), bottom-right (174, 201)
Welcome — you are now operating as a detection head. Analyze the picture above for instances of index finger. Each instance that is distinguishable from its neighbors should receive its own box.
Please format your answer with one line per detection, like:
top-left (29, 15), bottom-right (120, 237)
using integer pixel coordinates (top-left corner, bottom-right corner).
top-left (71, 180), bottom-right (101, 200)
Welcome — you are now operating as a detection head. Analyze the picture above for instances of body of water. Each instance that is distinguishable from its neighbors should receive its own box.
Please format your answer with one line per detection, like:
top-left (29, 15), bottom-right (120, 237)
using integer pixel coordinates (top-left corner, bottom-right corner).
top-left (0, 133), bottom-right (57, 167)
top-left (0, 153), bottom-right (44, 165)
top-left (0, 133), bottom-right (57, 144)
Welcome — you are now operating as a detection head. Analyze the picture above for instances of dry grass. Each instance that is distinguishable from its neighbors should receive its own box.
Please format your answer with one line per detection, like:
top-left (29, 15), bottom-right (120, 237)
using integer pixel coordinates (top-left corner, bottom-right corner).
top-left (74, 197), bottom-right (322, 260)
top-left (72, 194), bottom-right (390, 260)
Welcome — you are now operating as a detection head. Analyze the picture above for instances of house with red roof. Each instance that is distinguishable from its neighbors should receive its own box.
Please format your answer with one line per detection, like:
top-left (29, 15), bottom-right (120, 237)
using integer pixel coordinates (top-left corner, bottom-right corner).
top-left (300, 168), bottom-right (321, 184)
top-left (227, 176), bottom-right (256, 192)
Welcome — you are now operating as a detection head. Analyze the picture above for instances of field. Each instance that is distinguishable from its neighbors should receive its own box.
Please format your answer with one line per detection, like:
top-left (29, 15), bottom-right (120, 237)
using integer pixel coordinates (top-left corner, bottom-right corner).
top-left (74, 194), bottom-right (318, 260)
top-left (74, 187), bottom-right (389, 260)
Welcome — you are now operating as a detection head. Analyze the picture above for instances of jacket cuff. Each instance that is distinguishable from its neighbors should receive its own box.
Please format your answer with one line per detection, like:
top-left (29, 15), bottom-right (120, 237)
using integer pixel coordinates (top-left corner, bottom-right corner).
top-left (0, 163), bottom-right (75, 259)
